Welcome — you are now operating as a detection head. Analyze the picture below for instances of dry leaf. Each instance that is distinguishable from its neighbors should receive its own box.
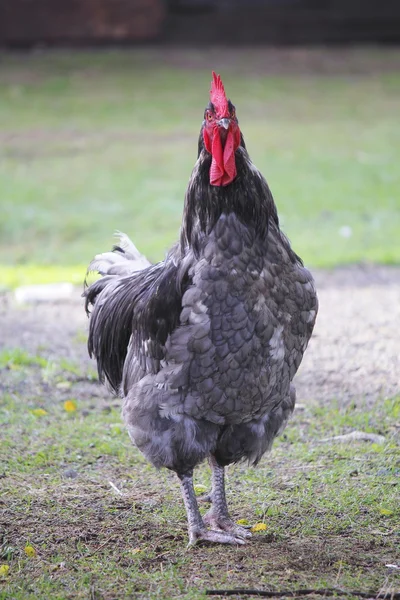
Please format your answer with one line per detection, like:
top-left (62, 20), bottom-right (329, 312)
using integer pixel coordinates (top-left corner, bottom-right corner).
top-left (194, 485), bottom-right (207, 494)
top-left (130, 548), bottom-right (142, 554)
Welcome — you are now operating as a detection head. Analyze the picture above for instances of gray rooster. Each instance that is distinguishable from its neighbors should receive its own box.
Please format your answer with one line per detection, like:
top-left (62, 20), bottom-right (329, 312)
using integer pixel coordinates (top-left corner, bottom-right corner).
top-left (85, 72), bottom-right (318, 546)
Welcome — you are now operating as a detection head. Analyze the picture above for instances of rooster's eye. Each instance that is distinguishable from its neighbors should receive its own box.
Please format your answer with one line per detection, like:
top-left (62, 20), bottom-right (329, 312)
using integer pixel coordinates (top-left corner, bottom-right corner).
top-left (206, 112), bottom-right (213, 121)
top-left (231, 110), bottom-right (236, 119)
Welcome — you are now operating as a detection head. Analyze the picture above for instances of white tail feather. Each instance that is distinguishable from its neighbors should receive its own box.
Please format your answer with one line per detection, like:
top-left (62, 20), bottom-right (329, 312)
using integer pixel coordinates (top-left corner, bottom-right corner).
top-left (88, 232), bottom-right (151, 277)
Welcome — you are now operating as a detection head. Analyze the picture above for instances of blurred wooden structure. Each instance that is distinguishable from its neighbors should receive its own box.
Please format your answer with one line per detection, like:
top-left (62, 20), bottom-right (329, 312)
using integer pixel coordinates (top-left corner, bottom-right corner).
top-left (0, 0), bottom-right (165, 45)
top-left (165, 0), bottom-right (400, 44)
top-left (1, 0), bottom-right (399, 46)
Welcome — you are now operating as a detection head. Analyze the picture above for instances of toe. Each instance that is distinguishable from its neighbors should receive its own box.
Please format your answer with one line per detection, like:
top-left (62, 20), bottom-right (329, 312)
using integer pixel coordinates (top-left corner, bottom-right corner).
top-left (233, 525), bottom-right (252, 539)
top-left (188, 528), bottom-right (246, 546)
top-left (203, 512), bottom-right (252, 539)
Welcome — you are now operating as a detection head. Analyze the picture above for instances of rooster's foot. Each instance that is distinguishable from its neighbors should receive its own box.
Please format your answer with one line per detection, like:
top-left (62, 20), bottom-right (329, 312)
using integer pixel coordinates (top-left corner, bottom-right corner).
top-left (188, 527), bottom-right (246, 546)
top-left (203, 512), bottom-right (252, 540)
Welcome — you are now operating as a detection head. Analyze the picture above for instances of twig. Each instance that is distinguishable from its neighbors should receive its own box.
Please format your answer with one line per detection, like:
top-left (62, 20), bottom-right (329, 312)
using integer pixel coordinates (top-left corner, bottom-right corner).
top-left (205, 588), bottom-right (400, 598)
top-left (108, 481), bottom-right (123, 495)
top-left (318, 431), bottom-right (385, 444)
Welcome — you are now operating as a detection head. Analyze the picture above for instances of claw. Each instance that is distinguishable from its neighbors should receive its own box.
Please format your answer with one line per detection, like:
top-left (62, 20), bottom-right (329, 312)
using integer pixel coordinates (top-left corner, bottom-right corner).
top-left (178, 465), bottom-right (250, 548)
top-left (203, 513), bottom-right (252, 539)
top-left (188, 528), bottom-right (246, 546)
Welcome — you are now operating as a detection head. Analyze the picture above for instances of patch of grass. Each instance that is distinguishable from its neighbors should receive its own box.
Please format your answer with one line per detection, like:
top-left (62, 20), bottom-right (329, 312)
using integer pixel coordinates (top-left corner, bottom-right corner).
top-left (0, 348), bottom-right (48, 369)
top-left (0, 349), bottom-right (399, 599)
top-left (58, 358), bottom-right (84, 378)
top-left (0, 348), bottom-right (95, 391)
top-left (0, 265), bottom-right (86, 288)
top-left (0, 49), bottom-right (400, 288)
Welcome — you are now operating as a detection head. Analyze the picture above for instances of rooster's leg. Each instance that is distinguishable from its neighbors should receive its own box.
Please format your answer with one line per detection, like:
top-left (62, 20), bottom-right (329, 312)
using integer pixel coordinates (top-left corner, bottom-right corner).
top-left (178, 471), bottom-right (246, 546)
top-left (197, 458), bottom-right (213, 503)
top-left (196, 455), bottom-right (222, 503)
top-left (203, 455), bottom-right (252, 539)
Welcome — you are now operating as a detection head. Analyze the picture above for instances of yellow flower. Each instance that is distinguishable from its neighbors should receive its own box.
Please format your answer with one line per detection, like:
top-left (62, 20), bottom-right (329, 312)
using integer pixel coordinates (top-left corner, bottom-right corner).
top-left (31, 408), bottom-right (47, 417)
top-left (379, 508), bottom-right (393, 516)
top-left (236, 519), bottom-right (250, 526)
top-left (0, 565), bottom-right (10, 577)
top-left (251, 522), bottom-right (267, 533)
top-left (24, 545), bottom-right (37, 558)
top-left (64, 400), bottom-right (77, 412)
top-left (194, 485), bottom-right (208, 495)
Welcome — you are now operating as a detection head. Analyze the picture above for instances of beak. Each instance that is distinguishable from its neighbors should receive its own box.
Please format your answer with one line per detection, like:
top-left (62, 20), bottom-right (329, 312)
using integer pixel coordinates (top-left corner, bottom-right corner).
top-left (218, 118), bottom-right (230, 130)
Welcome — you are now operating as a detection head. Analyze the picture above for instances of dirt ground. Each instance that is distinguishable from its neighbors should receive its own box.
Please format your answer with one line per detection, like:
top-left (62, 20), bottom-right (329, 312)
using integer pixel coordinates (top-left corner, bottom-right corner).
top-left (1, 264), bottom-right (399, 599)
top-left (1, 264), bottom-right (399, 407)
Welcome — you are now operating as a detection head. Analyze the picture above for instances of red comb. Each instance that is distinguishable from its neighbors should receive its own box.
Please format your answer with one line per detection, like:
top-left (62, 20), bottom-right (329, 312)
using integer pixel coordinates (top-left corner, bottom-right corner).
top-left (210, 71), bottom-right (229, 117)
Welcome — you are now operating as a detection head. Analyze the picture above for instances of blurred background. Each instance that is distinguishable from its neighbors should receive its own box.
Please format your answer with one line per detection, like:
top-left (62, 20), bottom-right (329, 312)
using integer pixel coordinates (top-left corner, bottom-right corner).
top-left (0, 0), bottom-right (399, 287)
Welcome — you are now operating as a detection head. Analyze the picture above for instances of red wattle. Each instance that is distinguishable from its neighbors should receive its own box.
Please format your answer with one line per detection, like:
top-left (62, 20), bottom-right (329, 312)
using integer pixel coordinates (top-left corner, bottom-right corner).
top-left (204, 128), bottom-right (237, 187)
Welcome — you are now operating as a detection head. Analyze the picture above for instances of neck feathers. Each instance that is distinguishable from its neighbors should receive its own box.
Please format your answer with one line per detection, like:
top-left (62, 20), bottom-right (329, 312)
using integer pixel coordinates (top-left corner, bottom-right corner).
top-left (180, 145), bottom-right (279, 254)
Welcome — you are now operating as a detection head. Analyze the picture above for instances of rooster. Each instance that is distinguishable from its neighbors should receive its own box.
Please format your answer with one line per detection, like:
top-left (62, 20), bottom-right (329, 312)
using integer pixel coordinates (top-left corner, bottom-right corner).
top-left (85, 72), bottom-right (318, 546)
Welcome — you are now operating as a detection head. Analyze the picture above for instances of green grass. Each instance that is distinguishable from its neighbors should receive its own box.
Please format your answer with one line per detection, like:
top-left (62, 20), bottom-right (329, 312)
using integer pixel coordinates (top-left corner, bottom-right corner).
top-left (0, 347), bottom-right (399, 599)
top-left (0, 49), bottom-right (400, 287)
top-left (0, 265), bottom-right (85, 289)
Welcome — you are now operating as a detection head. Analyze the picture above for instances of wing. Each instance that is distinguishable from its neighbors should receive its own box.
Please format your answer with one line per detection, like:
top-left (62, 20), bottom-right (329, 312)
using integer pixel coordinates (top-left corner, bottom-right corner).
top-left (121, 254), bottom-right (193, 395)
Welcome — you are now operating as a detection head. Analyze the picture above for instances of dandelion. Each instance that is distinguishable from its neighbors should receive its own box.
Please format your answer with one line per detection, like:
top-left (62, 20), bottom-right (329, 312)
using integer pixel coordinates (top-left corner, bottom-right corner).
top-left (64, 400), bottom-right (77, 412)
top-left (31, 408), bottom-right (47, 417)
top-left (24, 545), bottom-right (37, 558)
top-left (0, 565), bottom-right (10, 577)
top-left (251, 522), bottom-right (267, 533)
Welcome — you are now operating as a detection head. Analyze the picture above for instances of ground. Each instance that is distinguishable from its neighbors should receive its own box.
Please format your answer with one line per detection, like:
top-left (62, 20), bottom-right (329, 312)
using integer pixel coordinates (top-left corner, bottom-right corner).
top-left (0, 265), bottom-right (399, 599)
top-left (0, 46), bottom-right (399, 599)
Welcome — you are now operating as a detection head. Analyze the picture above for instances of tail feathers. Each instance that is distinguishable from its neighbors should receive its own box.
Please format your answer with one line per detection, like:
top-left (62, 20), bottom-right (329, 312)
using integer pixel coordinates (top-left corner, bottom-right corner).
top-left (86, 274), bottom-right (143, 394)
top-left (84, 234), bottom-right (191, 396)
top-left (114, 231), bottom-right (149, 263)
top-left (83, 232), bottom-right (150, 392)
top-left (87, 232), bottom-right (150, 279)
top-left (84, 275), bottom-right (118, 316)
top-left (84, 259), bottom-right (180, 395)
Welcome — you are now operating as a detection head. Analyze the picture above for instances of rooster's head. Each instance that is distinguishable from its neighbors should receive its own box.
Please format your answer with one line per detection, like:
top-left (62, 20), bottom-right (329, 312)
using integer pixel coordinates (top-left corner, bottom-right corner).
top-left (202, 72), bottom-right (241, 187)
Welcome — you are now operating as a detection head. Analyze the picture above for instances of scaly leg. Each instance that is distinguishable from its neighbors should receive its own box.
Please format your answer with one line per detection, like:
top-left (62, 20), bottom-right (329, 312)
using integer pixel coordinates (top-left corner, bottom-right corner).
top-left (196, 455), bottom-right (221, 503)
top-left (203, 455), bottom-right (252, 539)
top-left (178, 470), bottom-right (246, 546)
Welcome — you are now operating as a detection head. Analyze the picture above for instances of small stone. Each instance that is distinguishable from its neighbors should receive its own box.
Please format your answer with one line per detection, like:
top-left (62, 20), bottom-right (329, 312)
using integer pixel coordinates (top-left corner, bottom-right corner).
top-left (56, 381), bottom-right (72, 391)
top-left (14, 283), bottom-right (74, 304)
top-left (62, 469), bottom-right (78, 479)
